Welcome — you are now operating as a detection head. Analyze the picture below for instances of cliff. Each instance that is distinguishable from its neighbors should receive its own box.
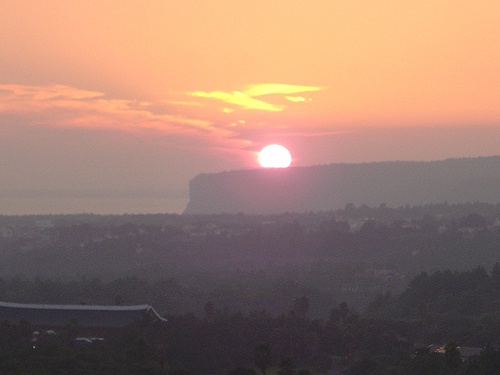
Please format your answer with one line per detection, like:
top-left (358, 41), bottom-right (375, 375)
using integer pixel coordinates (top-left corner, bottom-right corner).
top-left (183, 156), bottom-right (500, 214)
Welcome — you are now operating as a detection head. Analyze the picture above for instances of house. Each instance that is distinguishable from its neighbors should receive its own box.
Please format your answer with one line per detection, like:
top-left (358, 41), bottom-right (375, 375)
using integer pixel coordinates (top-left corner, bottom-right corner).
top-left (0, 301), bottom-right (166, 338)
top-left (429, 344), bottom-right (483, 361)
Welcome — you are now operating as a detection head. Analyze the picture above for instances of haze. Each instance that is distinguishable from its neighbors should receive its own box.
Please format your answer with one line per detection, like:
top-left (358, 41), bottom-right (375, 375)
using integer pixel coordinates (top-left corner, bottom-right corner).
top-left (1, 1), bottom-right (499, 214)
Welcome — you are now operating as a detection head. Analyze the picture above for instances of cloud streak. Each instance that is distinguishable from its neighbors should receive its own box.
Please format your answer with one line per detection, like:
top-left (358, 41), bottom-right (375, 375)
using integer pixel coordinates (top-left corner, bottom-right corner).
top-left (245, 83), bottom-right (320, 97)
top-left (190, 83), bottom-right (321, 112)
top-left (190, 90), bottom-right (284, 112)
top-left (1, 82), bottom-right (326, 157)
top-left (0, 84), bottom-right (228, 138)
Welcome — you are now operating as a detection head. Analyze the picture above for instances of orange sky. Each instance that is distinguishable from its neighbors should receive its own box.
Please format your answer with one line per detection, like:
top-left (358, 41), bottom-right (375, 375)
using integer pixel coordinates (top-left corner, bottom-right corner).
top-left (1, 1), bottom-right (499, 214)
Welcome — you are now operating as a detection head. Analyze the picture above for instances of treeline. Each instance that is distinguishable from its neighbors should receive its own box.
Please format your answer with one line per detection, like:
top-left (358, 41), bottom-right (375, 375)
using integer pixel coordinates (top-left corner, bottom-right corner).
top-left (2, 297), bottom-right (500, 374)
top-left (337, 201), bottom-right (500, 222)
top-left (2, 203), bottom-right (500, 283)
top-left (367, 265), bottom-right (500, 346)
top-left (2, 200), bottom-right (500, 228)
top-left (2, 214), bottom-right (500, 315)
top-left (0, 271), bottom-right (357, 318)
top-left (0, 299), bottom-right (447, 374)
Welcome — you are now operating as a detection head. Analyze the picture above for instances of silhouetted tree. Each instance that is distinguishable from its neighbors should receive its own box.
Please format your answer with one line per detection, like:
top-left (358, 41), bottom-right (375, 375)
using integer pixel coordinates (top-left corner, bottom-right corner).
top-left (461, 213), bottom-right (488, 228)
top-left (442, 342), bottom-right (462, 375)
top-left (204, 300), bottom-right (216, 321)
top-left (277, 357), bottom-right (295, 375)
top-left (293, 297), bottom-right (309, 319)
top-left (254, 343), bottom-right (272, 375)
top-left (404, 352), bottom-right (443, 375)
top-left (345, 357), bottom-right (383, 375)
top-left (478, 347), bottom-right (500, 375)
top-left (226, 368), bottom-right (258, 375)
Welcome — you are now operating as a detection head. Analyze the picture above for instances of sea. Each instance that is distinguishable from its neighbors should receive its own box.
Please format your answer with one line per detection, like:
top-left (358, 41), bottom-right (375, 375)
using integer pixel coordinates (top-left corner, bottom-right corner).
top-left (0, 196), bottom-right (188, 216)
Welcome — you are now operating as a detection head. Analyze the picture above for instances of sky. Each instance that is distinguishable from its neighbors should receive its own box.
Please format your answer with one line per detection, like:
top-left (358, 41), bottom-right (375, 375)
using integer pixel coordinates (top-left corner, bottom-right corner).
top-left (1, 0), bottom-right (499, 215)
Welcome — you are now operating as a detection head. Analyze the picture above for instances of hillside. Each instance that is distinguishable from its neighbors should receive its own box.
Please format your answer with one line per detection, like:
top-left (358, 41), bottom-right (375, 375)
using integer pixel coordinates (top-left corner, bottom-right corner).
top-left (184, 156), bottom-right (500, 214)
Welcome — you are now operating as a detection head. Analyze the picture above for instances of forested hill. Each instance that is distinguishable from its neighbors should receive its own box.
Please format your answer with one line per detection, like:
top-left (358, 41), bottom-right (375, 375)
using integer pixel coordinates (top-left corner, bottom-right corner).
top-left (366, 265), bottom-right (500, 320)
top-left (184, 156), bottom-right (500, 214)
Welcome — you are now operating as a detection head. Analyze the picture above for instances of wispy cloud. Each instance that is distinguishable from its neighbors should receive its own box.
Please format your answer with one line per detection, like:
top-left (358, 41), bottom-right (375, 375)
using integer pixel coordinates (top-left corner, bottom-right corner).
top-left (190, 90), bottom-right (284, 112)
top-left (0, 84), bottom-right (225, 137)
top-left (285, 96), bottom-right (311, 103)
top-left (271, 130), bottom-right (352, 138)
top-left (0, 82), bottom-right (327, 157)
top-left (245, 83), bottom-right (321, 97)
top-left (189, 83), bottom-right (321, 112)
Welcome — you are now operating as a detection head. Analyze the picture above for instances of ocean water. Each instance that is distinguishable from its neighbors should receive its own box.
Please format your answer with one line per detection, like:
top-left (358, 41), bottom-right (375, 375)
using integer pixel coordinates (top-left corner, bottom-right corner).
top-left (0, 196), bottom-right (188, 215)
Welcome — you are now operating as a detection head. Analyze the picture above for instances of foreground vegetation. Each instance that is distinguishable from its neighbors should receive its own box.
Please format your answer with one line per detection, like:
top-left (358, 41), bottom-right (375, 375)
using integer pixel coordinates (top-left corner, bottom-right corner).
top-left (1, 203), bottom-right (500, 373)
top-left (2, 202), bottom-right (500, 315)
top-left (2, 266), bottom-right (500, 374)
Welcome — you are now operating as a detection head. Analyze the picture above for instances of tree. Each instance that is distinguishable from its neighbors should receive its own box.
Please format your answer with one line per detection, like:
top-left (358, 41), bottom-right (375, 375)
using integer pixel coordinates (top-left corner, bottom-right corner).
top-left (293, 297), bottom-right (309, 319)
top-left (492, 263), bottom-right (500, 288)
top-left (442, 342), bottom-right (462, 375)
top-left (477, 347), bottom-right (500, 375)
top-left (277, 357), bottom-right (295, 375)
top-left (204, 300), bottom-right (216, 321)
top-left (461, 213), bottom-right (488, 228)
top-left (227, 368), bottom-right (258, 375)
top-left (254, 343), bottom-right (272, 375)
top-left (404, 352), bottom-right (443, 375)
top-left (169, 370), bottom-right (192, 375)
top-left (345, 357), bottom-right (383, 375)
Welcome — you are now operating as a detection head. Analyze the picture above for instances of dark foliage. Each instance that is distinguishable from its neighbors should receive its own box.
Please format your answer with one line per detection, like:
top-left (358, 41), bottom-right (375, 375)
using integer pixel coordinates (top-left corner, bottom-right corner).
top-left (1, 205), bottom-right (500, 373)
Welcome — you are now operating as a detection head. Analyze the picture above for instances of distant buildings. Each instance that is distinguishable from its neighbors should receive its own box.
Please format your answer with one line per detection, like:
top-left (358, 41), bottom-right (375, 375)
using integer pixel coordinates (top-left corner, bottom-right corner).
top-left (0, 301), bottom-right (166, 339)
top-left (429, 344), bottom-right (483, 361)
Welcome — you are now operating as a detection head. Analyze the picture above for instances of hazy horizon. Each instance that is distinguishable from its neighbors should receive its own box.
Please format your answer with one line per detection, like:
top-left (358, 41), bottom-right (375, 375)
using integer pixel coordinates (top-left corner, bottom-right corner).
top-left (3, 154), bottom-right (500, 215)
top-left (2, 1), bottom-right (499, 215)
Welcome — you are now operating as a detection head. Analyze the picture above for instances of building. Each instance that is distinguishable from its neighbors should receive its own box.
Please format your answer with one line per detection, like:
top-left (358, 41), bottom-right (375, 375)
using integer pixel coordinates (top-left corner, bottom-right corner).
top-left (429, 344), bottom-right (483, 361)
top-left (0, 301), bottom-right (166, 338)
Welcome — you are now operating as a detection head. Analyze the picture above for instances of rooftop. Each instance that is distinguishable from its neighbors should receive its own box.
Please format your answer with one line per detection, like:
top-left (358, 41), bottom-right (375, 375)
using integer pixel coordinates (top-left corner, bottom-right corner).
top-left (0, 301), bottom-right (166, 329)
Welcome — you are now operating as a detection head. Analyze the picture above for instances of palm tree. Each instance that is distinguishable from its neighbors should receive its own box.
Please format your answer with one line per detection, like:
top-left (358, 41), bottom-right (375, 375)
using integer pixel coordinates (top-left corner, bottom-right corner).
top-left (254, 343), bottom-right (272, 375)
top-left (277, 357), bottom-right (295, 375)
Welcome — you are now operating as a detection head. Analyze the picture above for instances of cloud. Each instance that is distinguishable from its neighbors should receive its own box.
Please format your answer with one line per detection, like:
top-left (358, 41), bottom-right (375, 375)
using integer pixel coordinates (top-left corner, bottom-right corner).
top-left (285, 96), bottom-right (311, 103)
top-left (245, 83), bottom-right (321, 97)
top-left (274, 130), bottom-right (352, 137)
top-left (0, 83), bottom-right (227, 137)
top-left (189, 83), bottom-right (321, 112)
top-left (190, 90), bottom-right (284, 112)
top-left (0, 82), bottom-right (325, 159)
top-left (234, 128), bottom-right (351, 144)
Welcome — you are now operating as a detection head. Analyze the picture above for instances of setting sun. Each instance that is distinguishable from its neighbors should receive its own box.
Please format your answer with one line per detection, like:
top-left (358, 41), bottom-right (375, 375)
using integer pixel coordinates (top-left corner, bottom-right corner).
top-left (258, 144), bottom-right (292, 168)
top-left (1, 1), bottom-right (500, 215)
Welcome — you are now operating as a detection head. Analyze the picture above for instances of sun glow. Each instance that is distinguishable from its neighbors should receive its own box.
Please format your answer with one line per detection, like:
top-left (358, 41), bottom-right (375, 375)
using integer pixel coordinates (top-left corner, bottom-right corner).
top-left (258, 144), bottom-right (292, 168)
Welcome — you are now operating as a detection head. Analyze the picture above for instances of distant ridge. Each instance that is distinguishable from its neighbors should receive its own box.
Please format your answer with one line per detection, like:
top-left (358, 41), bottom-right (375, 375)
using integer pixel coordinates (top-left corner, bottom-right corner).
top-left (183, 156), bottom-right (500, 214)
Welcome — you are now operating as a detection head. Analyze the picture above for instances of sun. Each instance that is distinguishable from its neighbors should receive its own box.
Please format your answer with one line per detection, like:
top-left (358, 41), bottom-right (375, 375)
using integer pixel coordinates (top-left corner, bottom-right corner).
top-left (258, 144), bottom-right (292, 168)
